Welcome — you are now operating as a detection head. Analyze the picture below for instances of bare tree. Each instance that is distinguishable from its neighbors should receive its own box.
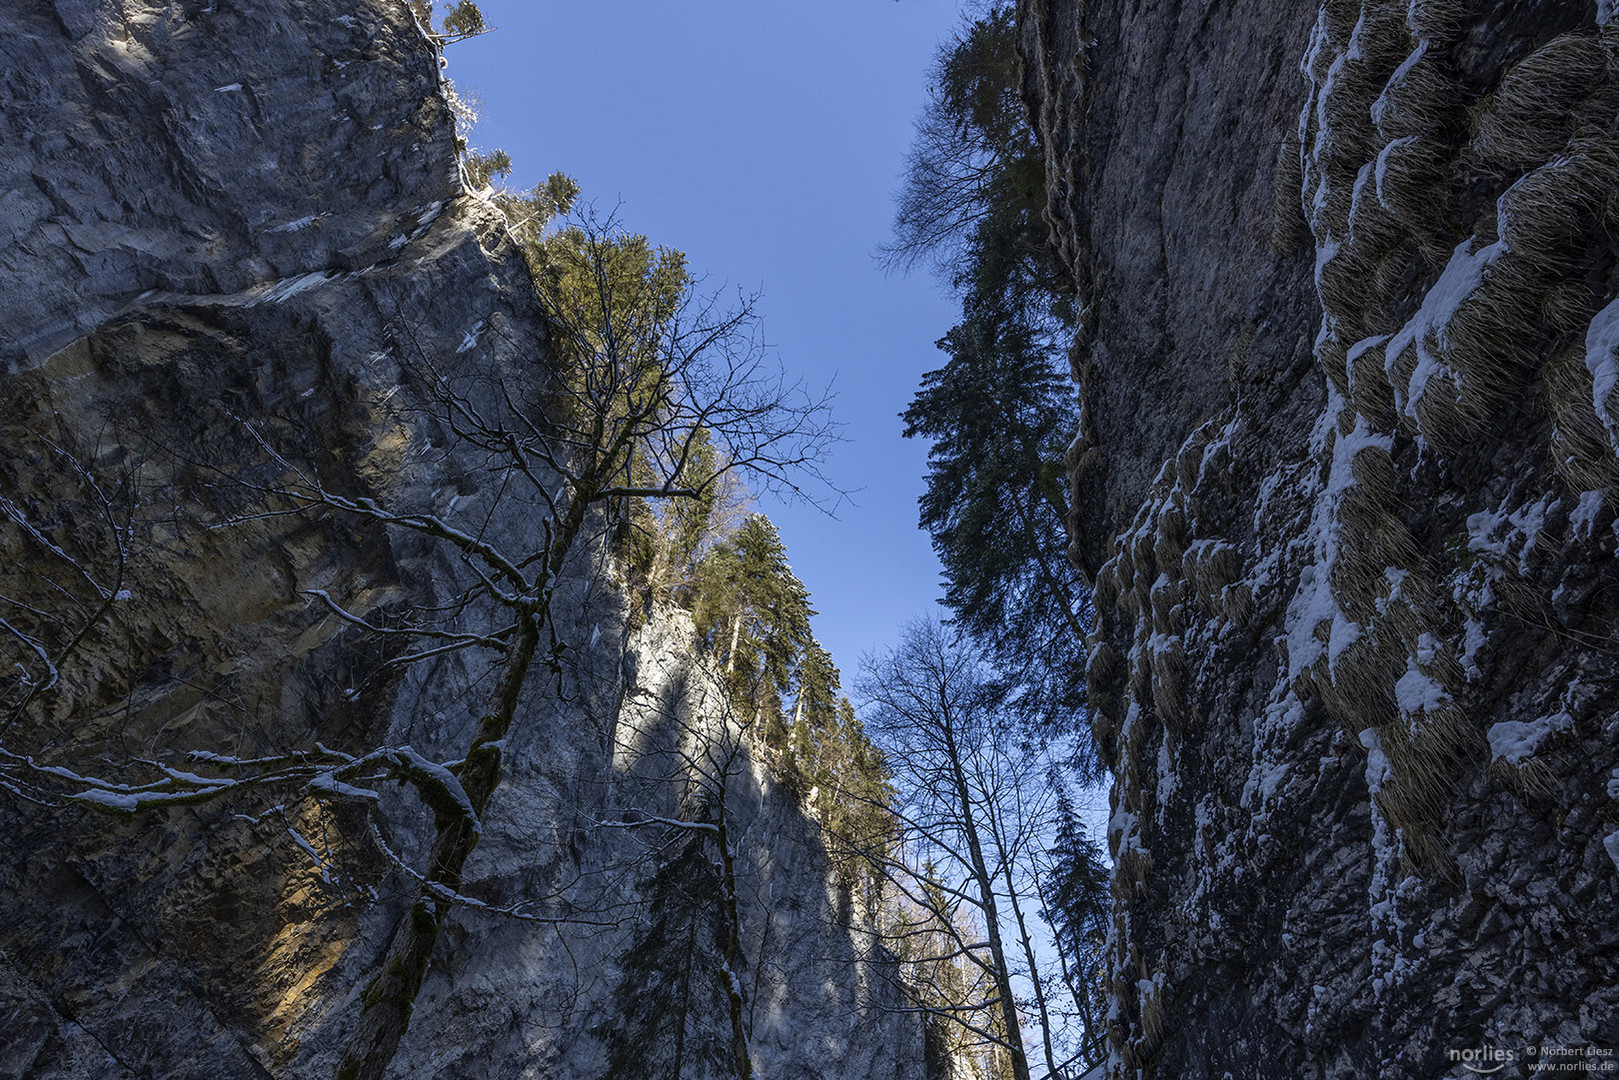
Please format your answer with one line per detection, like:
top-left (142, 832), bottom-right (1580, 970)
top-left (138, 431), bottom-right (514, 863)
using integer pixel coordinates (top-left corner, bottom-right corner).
top-left (854, 617), bottom-right (1077, 1080)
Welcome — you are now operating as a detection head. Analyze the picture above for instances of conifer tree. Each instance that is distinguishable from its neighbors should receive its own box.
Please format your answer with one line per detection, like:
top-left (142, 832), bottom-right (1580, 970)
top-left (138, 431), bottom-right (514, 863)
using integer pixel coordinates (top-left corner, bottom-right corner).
top-left (903, 305), bottom-right (1092, 756)
top-left (691, 514), bottom-right (814, 736)
top-left (887, 3), bottom-right (1092, 757)
top-left (1040, 782), bottom-right (1111, 1068)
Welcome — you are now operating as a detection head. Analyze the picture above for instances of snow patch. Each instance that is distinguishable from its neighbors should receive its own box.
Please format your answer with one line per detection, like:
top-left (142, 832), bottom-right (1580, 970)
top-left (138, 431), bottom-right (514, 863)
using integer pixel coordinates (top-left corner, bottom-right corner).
top-left (1571, 490), bottom-right (1605, 539)
top-left (1486, 712), bottom-right (1572, 765)
top-left (266, 214), bottom-right (319, 233)
top-left (1393, 657), bottom-right (1450, 718)
top-left (456, 320), bottom-right (486, 354)
top-left (1584, 297), bottom-right (1619, 452)
top-left (1359, 728), bottom-right (1390, 796)
top-left (1383, 236), bottom-right (1507, 419)
top-left (249, 270), bottom-right (341, 306)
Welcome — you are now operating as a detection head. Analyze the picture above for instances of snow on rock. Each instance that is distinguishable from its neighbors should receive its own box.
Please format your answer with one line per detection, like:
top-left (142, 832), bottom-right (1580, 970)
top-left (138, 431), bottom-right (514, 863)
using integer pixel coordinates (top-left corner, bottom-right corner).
top-left (1585, 297), bottom-right (1619, 453)
top-left (1571, 490), bottom-right (1605, 539)
top-left (1466, 493), bottom-right (1557, 577)
top-left (1486, 713), bottom-right (1572, 765)
top-left (1283, 392), bottom-right (1393, 682)
top-left (1393, 657), bottom-right (1451, 718)
top-left (1383, 236), bottom-right (1506, 419)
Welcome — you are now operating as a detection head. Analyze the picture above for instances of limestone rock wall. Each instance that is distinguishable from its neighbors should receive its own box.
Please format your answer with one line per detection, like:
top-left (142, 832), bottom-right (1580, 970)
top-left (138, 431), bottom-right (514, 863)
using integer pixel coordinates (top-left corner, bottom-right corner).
top-left (1025, 0), bottom-right (1619, 1076)
top-left (0, 2), bottom-right (922, 1077)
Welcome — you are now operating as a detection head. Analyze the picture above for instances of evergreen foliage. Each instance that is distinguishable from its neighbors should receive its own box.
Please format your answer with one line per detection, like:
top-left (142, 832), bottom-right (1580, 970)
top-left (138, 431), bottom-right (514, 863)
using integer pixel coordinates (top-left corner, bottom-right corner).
top-left (1041, 783), bottom-right (1111, 1065)
top-left (692, 514), bottom-right (813, 734)
top-left (888, 8), bottom-right (1112, 1072)
top-left (410, 1), bottom-right (491, 43)
top-left (883, 5), bottom-right (1066, 314)
top-left (439, 0), bottom-right (487, 39)
top-left (892, 4), bottom-right (1094, 762)
top-left (463, 147), bottom-right (512, 190)
top-left (903, 309), bottom-right (1094, 766)
top-left (682, 517), bottom-right (894, 895)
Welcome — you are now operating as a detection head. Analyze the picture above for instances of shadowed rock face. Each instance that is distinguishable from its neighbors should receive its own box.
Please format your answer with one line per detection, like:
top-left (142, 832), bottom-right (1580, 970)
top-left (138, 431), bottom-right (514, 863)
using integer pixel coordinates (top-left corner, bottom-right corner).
top-left (0, 3), bottom-right (924, 1078)
top-left (1023, 0), bottom-right (1619, 1076)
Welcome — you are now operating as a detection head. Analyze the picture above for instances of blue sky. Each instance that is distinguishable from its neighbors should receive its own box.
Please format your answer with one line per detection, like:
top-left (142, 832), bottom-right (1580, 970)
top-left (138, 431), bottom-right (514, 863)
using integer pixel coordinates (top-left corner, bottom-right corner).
top-left (452, 1), bottom-right (969, 682)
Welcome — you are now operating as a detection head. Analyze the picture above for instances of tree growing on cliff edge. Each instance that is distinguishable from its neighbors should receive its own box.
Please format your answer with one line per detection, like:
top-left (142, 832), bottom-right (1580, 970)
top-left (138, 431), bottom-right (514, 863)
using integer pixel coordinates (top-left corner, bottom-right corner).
top-left (690, 513), bottom-right (814, 735)
top-left (886, 4), bottom-right (1093, 761)
top-left (903, 301), bottom-right (1092, 760)
top-left (0, 205), bottom-right (839, 1080)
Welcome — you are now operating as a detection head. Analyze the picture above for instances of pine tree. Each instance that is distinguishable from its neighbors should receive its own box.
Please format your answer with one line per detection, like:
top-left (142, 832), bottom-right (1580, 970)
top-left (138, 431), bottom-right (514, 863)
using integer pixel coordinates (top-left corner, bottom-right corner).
top-left (1041, 782), bottom-right (1112, 1068)
top-left (902, 304), bottom-right (1093, 756)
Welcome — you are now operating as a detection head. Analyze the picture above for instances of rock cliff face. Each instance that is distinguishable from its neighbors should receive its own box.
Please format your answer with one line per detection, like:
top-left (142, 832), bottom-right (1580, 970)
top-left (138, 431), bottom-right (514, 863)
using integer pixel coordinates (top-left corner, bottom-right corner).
top-left (1023, 0), bottom-right (1619, 1076)
top-left (0, 3), bottom-right (922, 1077)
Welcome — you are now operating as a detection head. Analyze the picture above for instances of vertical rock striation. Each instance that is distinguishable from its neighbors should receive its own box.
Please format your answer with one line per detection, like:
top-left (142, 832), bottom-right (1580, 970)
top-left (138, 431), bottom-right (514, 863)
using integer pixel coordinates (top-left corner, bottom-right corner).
top-left (0, 2), bottom-right (924, 1077)
top-left (1025, 0), bottom-right (1619, 1075)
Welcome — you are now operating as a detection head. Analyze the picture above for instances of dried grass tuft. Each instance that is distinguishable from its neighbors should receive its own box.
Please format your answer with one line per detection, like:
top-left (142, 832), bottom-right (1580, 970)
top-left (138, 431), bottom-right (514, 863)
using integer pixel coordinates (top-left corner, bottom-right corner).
top-left (1373, 693), bottom-right (1474, 875)
top-left (1139, 982), bottom-right (1165, 1053)
top-left (1317, 633), bottom-right (1401, 733)
top-left (1191, 542), bottom-right (1242, 610)
top-left (1406, 0), bottom-right (1464, 40)
top-left (1149, 637), bottom-right (1188, 730)
top-left (1131, 530), bottom-right (1160, 586)
top-left (1374, 43), bottom-right (1459, 141)
top-left (1154, 504), bottom-right (1191, 571)
top-left (1150, 576), bottom-right (1183, 631)
top-left (1384, 245), bottom-right (1543, 446)
top-left (1272, 127), bottom-right (1310, 255)
top-left (1221, 582), bottom-right (1254, 626)
top-left (1348, 335), bottom-right (1400, 426)
top-left (1118, 845), bottom-right (1153, 890)
top-left (1176, 425), bottom-right (1215, 493)
top-left (1543, 342), bottom-right (1619, 490)
top-left (1472, 33), bottom-right (1608, 171)
top-left (1130, 649), bottom-right (1153, 707)
top-left (1489, 754), bottom-right (1557, 796)
top-left (1094, 558), bottom-right (1124, 617)
top-left (1499, 138), bottom-right (1619, 269)
top-left (1542, 279), bottom-right (1597, 336)
top-left (1088, 639), bottom-right (1127, 698)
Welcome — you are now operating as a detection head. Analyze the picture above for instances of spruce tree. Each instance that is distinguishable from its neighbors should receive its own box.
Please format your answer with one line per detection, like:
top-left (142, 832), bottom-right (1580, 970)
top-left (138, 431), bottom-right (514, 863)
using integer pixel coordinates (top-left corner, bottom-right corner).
top-left (691, 514), bottom-right (814, 737)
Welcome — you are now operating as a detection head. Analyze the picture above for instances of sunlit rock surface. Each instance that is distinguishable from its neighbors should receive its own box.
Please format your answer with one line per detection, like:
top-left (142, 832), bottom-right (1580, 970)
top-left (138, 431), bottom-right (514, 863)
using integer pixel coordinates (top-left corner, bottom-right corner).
top-left (1023, 0), bottom-right (1619, 1075)
top-left (0, 3), bottom-right (923, 1076)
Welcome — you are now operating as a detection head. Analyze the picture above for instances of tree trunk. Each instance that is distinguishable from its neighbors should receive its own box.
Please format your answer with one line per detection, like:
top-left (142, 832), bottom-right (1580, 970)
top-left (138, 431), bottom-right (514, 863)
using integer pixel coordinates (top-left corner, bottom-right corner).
top-left (336, 615), bottom-right (541, 1080)
top-left (715, 817), bottom-right (757, 1080)
top-left (1002, 859), bottom-right (1060, 1080)
top-left (943, 727), bottom-right (1032, 1080)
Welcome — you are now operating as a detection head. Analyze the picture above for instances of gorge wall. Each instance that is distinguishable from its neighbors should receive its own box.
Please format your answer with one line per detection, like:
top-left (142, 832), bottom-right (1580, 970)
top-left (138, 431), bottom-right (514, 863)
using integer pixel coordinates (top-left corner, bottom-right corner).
top-left (1022, 0), bottom-right (1619, 1075)
top-left (0, 2), bottom-right (922, 1077)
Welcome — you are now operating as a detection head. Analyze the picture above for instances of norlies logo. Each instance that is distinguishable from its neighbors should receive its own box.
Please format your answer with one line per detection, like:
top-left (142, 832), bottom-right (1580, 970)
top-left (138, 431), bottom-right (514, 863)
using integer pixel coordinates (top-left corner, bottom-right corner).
top-left (1450, 1047), bottom-right (1517, 1074)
